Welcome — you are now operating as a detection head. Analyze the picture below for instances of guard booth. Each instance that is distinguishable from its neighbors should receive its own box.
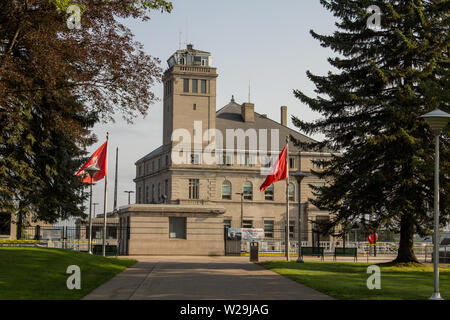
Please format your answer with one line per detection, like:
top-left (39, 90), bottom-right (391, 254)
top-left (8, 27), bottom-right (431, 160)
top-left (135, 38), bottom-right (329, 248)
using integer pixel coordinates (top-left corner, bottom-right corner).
top-left (250, 242), bottom-right (259, 262)
top-left (224, 227), bottom-right (241, 256)
top-left (224, 227), bottom-right (264, 256)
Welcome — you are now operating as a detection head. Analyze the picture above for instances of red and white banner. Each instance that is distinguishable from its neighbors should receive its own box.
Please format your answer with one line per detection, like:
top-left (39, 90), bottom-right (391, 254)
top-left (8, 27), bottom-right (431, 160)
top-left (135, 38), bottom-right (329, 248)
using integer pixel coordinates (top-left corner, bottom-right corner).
top-left (259, 144), bottom-right (288, 192)
top-left (76, 141), bottom-right (108, 183)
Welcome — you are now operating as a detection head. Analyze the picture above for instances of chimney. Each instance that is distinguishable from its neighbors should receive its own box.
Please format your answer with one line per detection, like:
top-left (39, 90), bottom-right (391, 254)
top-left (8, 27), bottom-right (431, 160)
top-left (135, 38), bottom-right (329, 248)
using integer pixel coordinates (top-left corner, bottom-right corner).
top-left (241, 103), bottom-right (255, 123)
top-left (281, 106), bottom-right (287, 126)
top-left (187, 43), bottom-right (193, 50)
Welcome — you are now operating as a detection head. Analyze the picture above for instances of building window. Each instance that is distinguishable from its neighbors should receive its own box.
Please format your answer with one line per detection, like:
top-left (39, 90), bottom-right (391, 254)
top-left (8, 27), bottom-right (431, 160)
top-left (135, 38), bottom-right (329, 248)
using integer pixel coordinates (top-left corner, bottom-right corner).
top-left (288, 183), bottom-right (295, 201)
top-left (222, 180), bottom-right (232, 200)
top-left (193, 103), bottom-right (197, 110)
top-left (245, 154), bottom-right (255, 167)
top-left (264, 220), bottom-right (274, 238)
top-left (138, 187), bottom-right (142, 204)
top-left (146, 185), bottom-right (149, 204)
top-left (183, 79), bottom-right (189, 93)
top-left (191, 153), bottom-right (200, 165)
top-left (289, 220), bottom-right (295, 239)
top-left (243, 181), bottom-right (253, 200)
top-left (152, 161), bottom-right (155, 172)
top-left (315, 182), bottom-right (325, 195)
top-left (158, 158), bottom-right (161, 170)
top-left (169, 217), bottom-right (186, 239)
top-left (224, 219), bottom-right (232, 229)
top-left (156, 183), bottom-right (160, 201)
top-left (222, 154), bottom-right (232, 166)
top-left (201, 80), bottom-right (207, 93)
top-left (263, 156), bottom-right (272, 168)
top-left (264, 184), bottom-right (274, 201)
top-left (192, 79), bottom-right (198, 93)
top-left (165, 179), bottom-right (168, 198)
top-left (289, 158), bottom-right (295, 169)
top-left (151, 185), bottom-right (155, 203)
top-left (0, 213), bottom-right (11, 235)
top-left (165, 81), bottom-right (172, 96)
top-left (243, 220), bottom-right (253, 228)
top-left (189, 179), bottom-right (199, 199)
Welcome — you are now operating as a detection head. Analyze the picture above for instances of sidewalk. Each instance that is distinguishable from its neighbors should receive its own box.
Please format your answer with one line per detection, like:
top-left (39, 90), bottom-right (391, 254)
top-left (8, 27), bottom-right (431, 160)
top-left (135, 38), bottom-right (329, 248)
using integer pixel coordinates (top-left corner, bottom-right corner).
top-left (83, 256), bottom-right (333, 300)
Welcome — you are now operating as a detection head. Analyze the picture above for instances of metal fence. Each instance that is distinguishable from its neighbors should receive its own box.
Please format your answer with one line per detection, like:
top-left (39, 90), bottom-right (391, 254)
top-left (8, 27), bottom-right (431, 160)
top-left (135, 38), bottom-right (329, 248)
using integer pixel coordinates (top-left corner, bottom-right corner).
top-left (2, 224), bottom-right (448, 263)
top-left (0, 224), bottom-right (120, 255)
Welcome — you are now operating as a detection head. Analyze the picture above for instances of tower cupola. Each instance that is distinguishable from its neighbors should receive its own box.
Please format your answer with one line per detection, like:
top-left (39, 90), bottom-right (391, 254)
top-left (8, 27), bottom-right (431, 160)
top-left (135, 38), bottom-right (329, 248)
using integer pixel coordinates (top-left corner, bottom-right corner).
top-left (167, 44), bottom-right (213, 68)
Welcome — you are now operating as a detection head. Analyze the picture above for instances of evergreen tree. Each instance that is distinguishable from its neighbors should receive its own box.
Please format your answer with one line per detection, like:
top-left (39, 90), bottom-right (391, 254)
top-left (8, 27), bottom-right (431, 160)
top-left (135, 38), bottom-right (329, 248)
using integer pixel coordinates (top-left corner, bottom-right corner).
top-left (292, 0), bottom-right (449, 263)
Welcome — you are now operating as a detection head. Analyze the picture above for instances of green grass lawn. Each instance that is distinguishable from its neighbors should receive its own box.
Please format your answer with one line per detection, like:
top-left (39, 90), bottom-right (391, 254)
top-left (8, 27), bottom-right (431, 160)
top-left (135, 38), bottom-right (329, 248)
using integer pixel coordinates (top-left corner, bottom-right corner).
top-left (0, 247), bottom-right (137, 300)
top-left (263, 261), bottom-right (450, 300)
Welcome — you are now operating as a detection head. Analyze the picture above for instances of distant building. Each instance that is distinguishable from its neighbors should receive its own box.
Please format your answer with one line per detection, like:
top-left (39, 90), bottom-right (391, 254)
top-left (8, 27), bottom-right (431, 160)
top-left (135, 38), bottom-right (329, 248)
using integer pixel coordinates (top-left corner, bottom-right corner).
top-left (125, 44), bottom-right (336, 255)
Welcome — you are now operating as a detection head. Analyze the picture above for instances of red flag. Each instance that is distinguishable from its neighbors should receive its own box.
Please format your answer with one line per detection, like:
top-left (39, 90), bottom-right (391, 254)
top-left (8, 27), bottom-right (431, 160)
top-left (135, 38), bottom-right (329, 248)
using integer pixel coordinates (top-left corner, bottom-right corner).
top-left (259, 144), bottom-right (288, 192)
top-left (76, 141), bottom-right (108, 183)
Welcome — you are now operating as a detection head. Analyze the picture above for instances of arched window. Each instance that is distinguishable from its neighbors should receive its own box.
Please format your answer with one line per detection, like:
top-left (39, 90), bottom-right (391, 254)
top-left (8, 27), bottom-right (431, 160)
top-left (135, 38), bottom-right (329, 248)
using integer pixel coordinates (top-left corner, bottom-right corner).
top-left (264, 184), bottom-right (274, 201)
top-left (222, 180), bottom-right (232, 200)
top-left (243, 181), bottom-right (253, 200)
top-left (288, 183), bottom-right (295, 201)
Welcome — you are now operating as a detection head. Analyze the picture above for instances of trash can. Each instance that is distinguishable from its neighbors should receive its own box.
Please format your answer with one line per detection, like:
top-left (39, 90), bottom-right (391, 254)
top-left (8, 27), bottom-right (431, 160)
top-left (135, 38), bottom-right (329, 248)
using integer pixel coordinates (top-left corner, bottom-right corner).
top-left (250, 242), bottom-right (259, 262)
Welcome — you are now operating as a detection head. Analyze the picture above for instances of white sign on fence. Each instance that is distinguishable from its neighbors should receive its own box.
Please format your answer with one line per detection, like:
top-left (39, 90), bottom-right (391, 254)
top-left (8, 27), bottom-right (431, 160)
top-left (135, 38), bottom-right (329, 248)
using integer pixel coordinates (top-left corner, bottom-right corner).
top-left (42, 229), bottom-right (62, 240)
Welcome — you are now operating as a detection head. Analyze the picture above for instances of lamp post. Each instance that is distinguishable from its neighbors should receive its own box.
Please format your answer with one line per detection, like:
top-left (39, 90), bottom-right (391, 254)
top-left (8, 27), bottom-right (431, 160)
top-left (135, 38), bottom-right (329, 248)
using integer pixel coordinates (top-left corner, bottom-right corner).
top-left (420, 109), bottom-right (450, 301)
top-left (124, 191), bottom-right (135, 205)
top-left (85, 165), bottom-right (100, 255)
top-left (235, 192), bottom-right (248, 228)
top-left (293, 171), bottom-right (308, 263)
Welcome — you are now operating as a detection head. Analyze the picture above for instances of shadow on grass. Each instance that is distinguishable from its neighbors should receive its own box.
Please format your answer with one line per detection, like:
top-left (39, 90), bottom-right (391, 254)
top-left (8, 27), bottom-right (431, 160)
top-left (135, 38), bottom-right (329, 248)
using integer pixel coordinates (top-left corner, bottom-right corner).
top-left (0, 247), bottom-right (136, 300)
top-left (261, 260), bottom-right (449, 300)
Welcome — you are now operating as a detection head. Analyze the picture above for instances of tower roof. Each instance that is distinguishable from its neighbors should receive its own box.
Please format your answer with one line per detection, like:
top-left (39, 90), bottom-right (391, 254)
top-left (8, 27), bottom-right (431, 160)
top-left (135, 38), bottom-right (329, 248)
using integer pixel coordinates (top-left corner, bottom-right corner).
top-left (167, 44), bottom-right (212, 68)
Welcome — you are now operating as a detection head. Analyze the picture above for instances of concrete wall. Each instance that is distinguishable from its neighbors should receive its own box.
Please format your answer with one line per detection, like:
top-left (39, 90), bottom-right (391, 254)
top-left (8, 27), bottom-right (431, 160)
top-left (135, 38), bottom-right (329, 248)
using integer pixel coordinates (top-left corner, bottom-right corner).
top-left (119, 204), bottom-right (225, 256)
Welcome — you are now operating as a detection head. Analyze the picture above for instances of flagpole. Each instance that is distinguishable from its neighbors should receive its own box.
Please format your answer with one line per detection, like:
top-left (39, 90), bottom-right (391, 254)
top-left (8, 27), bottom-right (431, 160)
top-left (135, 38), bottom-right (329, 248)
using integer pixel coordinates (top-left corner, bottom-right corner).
top-left (113, 147), bottom-right (118, 213)
top-left (285, 136), bottom-right (290, 262)
top-left (102, 132), bottom-right (109, 257)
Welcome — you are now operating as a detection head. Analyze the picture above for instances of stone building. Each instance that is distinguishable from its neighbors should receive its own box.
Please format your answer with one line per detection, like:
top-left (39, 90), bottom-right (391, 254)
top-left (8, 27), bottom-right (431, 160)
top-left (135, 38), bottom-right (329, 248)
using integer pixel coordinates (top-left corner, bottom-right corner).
top-left (127, 44), bottom-right (336, 253)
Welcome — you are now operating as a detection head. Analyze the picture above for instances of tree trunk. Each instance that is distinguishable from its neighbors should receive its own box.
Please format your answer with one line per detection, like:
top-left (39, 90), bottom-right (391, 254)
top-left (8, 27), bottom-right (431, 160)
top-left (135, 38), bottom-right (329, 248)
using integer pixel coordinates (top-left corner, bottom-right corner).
top-left (393, 213), bottom-right (419, 263)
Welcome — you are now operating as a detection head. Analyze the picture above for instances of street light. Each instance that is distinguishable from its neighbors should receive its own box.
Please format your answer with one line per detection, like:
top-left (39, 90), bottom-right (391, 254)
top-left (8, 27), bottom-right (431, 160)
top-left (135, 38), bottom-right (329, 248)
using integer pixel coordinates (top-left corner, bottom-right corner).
top-left (124, 190), bottom-right (135, 205)
top-left (235, 192), bottom-right (249, 228)
top-left (420, 109), bottom-right (450, 301)
top-left (85, 164), bottom-right (100, 255)
top-left (293, 171), bottom-right (308, 263)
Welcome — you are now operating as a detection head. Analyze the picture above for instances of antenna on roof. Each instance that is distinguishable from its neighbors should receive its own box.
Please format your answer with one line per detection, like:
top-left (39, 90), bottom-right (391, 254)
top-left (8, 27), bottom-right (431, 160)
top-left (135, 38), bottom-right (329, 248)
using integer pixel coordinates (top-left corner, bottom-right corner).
top-left (186, 18), bottom-right (190, 47)
top-left (248, 81), bottom-right (251, 103)
top-left (178, 31), bottom-right (182, 50)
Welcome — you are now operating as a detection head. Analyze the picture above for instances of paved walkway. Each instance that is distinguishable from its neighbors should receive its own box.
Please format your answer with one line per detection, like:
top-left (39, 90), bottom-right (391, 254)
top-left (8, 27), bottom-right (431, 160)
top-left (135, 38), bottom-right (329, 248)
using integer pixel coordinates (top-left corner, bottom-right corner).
top-left (83, 256), bottom-right (333, 300)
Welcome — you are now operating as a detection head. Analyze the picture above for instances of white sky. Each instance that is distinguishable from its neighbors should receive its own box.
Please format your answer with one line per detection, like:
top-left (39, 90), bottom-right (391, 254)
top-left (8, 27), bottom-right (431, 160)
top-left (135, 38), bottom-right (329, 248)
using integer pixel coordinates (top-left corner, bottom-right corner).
top-left (87, 0), bottom-right (338, 216)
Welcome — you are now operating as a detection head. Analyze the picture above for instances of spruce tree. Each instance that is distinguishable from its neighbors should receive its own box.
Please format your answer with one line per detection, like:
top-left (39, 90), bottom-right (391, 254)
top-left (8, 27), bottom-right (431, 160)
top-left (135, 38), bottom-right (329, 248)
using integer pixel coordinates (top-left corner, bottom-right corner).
top-left (292, 0), bottom-right (449, 263)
